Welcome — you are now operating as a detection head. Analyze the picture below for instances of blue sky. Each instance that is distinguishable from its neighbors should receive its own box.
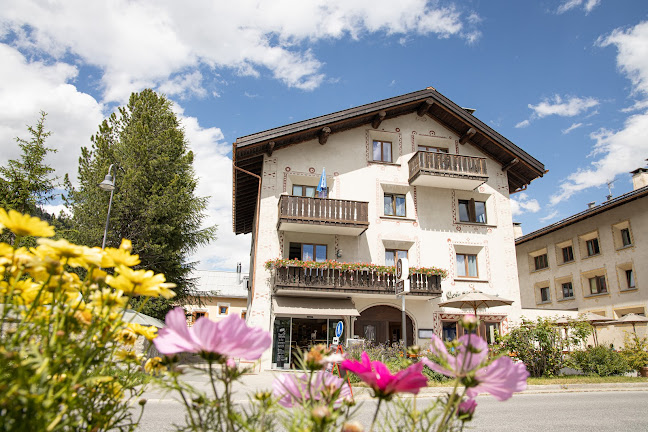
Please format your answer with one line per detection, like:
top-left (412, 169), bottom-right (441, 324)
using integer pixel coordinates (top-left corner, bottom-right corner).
top-left (1, 0), bottom-right (647, 271)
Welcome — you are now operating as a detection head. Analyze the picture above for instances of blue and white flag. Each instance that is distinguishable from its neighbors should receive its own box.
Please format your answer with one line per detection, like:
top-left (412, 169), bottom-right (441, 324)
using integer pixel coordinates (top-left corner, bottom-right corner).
top-left (316, 167), bottom-right (327, 197)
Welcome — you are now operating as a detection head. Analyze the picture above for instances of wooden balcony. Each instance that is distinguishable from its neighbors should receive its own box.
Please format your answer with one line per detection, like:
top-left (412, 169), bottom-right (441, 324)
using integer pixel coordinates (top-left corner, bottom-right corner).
top-left (277, 195), bottom-right (369, 236)
top-left (273, 265), bottom-right (442, 298)
top-left (408, 151), bottom-right (488, 190)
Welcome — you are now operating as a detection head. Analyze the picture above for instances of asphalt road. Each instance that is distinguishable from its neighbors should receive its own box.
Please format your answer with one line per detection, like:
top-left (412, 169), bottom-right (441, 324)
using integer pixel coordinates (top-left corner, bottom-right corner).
top-left (135, 390), bottom-right (648, 431)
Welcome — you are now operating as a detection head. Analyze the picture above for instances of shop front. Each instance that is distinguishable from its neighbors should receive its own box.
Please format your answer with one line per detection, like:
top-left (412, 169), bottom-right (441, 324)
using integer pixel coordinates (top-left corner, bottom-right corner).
top-left (271, 297), bottom-right (359, 369)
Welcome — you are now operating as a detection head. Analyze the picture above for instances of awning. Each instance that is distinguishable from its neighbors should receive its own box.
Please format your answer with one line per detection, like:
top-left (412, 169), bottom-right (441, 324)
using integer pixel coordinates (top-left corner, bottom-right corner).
top-left (273, 297), bottom-right (360, 317)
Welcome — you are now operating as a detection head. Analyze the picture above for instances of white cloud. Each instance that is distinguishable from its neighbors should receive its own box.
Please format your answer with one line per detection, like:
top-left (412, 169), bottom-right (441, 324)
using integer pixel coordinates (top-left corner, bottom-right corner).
top-left (0, 44), bottom-right (104, 182)
top-left (173, 106), bottom-right (251, 271)
top-left (510, 193), bottom-right (541, 216)
top-left (557, 0), bottom-right (601, 14)
top-left (158, 71), bottom-right (207, 100)
top-left (1, 0), bottom-right (479, 102)
top-left (551, 21), bottom-right (648, 204)
top-left (529, 95), bottom-right (599, 118)
top-left (539, 210), bottom-right (560, 223)
top-left (562, 122), bottom-right (583, 134)
top-left (515, 119), bottom-right (530, 128)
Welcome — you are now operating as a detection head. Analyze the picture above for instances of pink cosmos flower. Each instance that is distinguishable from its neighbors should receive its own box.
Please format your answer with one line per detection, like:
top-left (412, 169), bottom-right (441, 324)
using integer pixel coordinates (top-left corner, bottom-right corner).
top-left (421, 334), bottom-right (529, 401)
top-left (154, 307), bottom-right (271, 361)
top-left (466, 356), bottom-right (529, 401)
top-left (458, 398), bottom-right (477, 416)
top-left (423, 334), bottom-right (488, 377)
top-left (341, 352), bottom-right (428, 398)
top-left (273, 371), bottom-right (351, 408)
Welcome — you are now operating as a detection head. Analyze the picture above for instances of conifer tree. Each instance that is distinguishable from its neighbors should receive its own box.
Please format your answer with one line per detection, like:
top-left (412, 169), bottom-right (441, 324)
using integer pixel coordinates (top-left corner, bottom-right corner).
top-left (67, 89), bottom-right (216, 318)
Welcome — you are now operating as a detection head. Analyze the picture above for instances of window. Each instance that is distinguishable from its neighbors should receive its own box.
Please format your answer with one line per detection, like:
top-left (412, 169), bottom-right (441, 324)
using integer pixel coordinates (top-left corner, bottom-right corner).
top-left (626, 269), bottom-right (635, 289)
top-left (534, 254), bottom-right (549, 271)
top-left (384, 193), bottom-right (406, 217)
top-left (484, 322), bottom-right (500, 345)
top-left (586, 238), bottom-right (600, 257)
top-left (418, 145), bottom-right (449, 153)
top-left (562, 282), bottom-right (574, 299)
top-left (292, 184), bottom-right (317, 198)
top-left (218, 305), bottom-right (229, 315)
top-left (589, 275), bottom-right (607, 295)
top-left (540, 286), bottom-right (550, 303)
top-left (458, 199), bottom-right (487, 224)
top-left (195, 311), bottom-right (207, 320)
top-left (373, 140), bottom-right (392, 162)
top-left (241, 310), bottom-right (247, 319)
top-left (621, 228), bottom-right (632, 247)
top-left (442, 322), bottom-right (458, 342)
top-left (561, 246), bottom-right (574, 263)
top-left (385, 249), bottom-right (408, 266)
top-left (456, 253), bottom-right (478, 278)
top-left (289, 242), bottom-right (327, 262)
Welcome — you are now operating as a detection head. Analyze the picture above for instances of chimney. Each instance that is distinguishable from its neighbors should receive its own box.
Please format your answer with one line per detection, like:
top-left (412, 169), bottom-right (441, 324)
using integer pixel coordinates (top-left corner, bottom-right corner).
top-left (630, 167), bottom-right (648, 190)
top-left (587, 201), bottom-right (596, 209)
top-left (513, 222), bottom-right (523, 239)
top-left (236, 262), bottom-right (242, 284)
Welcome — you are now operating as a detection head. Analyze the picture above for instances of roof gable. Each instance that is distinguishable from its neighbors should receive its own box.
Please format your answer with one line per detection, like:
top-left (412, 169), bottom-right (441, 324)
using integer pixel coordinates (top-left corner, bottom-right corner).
top-left (233, 88), bottom-right (546, 234)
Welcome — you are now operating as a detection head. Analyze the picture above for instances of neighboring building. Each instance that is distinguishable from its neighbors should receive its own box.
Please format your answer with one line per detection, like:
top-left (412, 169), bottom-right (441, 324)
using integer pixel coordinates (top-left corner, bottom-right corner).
top-left (516, 169), bottom-right (648, 346)
top-left (184, 266), bottom-right (249, 325)
top-left (232, 88), bottom-right (546, 370)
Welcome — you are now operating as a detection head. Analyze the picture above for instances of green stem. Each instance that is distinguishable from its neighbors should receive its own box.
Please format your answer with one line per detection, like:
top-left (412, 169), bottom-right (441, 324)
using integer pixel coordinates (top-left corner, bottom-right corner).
top-left (370, 397), bottom-right (383, 432)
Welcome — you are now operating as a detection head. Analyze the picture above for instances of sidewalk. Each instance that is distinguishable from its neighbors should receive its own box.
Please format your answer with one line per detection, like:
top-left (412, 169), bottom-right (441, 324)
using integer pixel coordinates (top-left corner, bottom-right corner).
top-left (141, 365), bottom-right (648, 401)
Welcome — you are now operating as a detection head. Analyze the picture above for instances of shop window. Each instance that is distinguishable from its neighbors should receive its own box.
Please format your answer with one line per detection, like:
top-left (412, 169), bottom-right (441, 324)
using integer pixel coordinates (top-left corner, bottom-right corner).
top-left (588, 275), bottom-right (607, 295)
top-left (373, 140), bottom-right (392, 162)
top-left (484, 322), bottom-right (500, 345)
top-left (561, 282), bottom-right (574, 299)
top-left (456, 253), bottom-right (478, 278)
top-left (385, 249), bottom-right (408, 266)
top-left (534, 254), bottom-right (549, 271)
top-left (458, 199), bottom-right (487, 224)
top-left (384, 193), bottom-right (406, 217)
top-left (289, 242), bottom-right (327, 262)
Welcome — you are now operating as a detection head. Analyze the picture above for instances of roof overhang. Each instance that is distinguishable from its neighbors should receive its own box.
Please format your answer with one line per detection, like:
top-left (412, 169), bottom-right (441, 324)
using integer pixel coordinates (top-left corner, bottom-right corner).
top-left (233, 87), bottom-right (546, 234)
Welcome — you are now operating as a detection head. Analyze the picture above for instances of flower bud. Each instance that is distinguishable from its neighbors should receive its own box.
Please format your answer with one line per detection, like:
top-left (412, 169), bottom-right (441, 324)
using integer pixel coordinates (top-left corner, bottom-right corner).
top-left (138, 398), bottom-right (147, 406)
top-left (311, 405), bottom-right (331, 421)
top-left (254, 391), bottom-right (272, 402)
top-left (460, 314), bottom-right (478, 331)
top-left (342, 421), bottom-right (365, 432)
top-left (457, 398), bottom-right (477, 421)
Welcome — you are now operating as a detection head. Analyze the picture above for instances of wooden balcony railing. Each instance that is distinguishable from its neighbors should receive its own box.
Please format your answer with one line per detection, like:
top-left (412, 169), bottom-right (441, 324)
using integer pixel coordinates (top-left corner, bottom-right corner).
top-left (278, 195), bottom-right (369, 232)
top-left (273, 265), bottom-right (442, 297)
top-left (408, 151), bottom-right (488, 182)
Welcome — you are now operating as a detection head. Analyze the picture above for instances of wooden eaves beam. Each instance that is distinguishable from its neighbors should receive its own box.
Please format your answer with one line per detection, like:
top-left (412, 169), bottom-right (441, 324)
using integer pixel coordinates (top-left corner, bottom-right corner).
top-left (459, 128), bottom-right (476, 145)
top-left (417, 99), bottom-right (435, 117)
top-left (372, 111), bottom-right (387, 129)
top-left (501, 158), bottom-right (519, 172)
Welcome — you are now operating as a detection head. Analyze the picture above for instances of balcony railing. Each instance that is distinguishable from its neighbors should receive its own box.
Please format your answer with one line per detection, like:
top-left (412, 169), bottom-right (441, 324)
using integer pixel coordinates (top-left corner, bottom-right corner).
top-left (408, 151), bottom-right (488, 190)
top-left (273, 265), bottom-right (442, 297)
top-left (277, 195), bottom-right (369, 235)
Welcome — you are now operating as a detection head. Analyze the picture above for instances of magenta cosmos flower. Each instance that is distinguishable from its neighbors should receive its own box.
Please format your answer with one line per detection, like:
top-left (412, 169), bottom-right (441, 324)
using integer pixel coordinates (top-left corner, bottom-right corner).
top-left (273, 371), bottom-right (352, 408)
top-left (341, 352), bottom-right (428, 398)
top-left (421, 334), bottom-right (529, 401)
top-left (154, 307), bottom-right (271, 361)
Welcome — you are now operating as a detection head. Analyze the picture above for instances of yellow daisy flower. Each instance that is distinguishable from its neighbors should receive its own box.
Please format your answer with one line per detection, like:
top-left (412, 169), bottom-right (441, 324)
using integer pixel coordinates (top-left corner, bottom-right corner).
top-left (0, 209), bottom-right (55, 238)
top-left (117, 327), bottom-right (138, 345)
top-left (89, 288), bottom-right (128, 316)
top-left (106, 266), bottom-right (176, 299)
top-left (128, 323), bottom-right (158, 341)
top-left (144, 356), bottom-right (166, 375)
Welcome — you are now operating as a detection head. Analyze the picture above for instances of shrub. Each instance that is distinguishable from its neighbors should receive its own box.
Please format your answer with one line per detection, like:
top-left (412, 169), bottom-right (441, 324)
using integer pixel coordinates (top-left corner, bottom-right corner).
top-left (497, 317), bottom-right (591, 377)
top-left (621, 335), bottom-right (648, 373)
top-left (569, 345), bottom-right (631, 376)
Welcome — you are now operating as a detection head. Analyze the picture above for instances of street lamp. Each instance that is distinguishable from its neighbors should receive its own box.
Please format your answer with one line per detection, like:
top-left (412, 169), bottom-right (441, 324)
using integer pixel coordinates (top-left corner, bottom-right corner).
top-left (99, 164), bottom-right (117, 249)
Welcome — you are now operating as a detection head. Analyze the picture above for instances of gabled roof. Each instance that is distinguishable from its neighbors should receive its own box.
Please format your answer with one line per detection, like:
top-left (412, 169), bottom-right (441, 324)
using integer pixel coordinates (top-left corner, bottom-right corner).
top-left (233, 87), bottom-right (546, 234)
top-left (515, 185), bottom-right (648, 245)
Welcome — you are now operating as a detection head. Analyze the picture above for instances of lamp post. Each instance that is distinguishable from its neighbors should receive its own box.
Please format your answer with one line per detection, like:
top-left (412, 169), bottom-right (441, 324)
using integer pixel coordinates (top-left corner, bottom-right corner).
top-left (99, 164), bottom-right (117, 249)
